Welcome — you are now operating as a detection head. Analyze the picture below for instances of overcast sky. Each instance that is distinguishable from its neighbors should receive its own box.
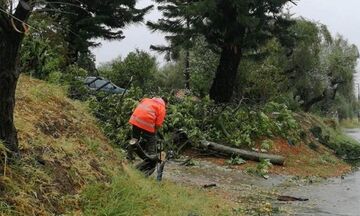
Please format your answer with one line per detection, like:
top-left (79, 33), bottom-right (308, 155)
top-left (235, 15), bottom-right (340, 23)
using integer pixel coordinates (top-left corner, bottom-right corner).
top-left (91, 0), bottom-right (360, 79)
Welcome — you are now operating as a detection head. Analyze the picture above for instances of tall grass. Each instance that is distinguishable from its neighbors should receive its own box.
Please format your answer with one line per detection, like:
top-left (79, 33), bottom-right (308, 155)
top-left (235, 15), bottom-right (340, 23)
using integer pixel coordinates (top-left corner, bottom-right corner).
top-left (81, 166), bottom-right (232, 216)
top-left (339, 118), bottom-right (360, 129)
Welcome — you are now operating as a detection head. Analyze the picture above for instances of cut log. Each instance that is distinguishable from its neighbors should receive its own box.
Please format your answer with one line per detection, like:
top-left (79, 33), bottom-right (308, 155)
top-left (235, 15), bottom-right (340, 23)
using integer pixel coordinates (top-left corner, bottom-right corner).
top-left (200, 140), bottom-right (285, 165)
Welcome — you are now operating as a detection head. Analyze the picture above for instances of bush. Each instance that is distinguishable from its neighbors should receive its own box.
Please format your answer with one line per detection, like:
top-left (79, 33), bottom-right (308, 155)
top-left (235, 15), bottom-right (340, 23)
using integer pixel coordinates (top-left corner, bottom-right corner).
top-left (89, 90), bottom-right (301, 151)
top-left (89, 87), bottom-right (143, 147)
top-left (98, 50), bottom-right (157, 92)
top-left (309, 115), bottom-right (360, 159)
top-left (67, 79), bottom-right (91, 101)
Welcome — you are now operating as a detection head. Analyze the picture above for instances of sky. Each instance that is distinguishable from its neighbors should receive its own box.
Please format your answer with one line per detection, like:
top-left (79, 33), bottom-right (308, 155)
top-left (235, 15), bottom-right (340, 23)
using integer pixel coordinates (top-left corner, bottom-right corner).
top-left (91, 0), bottom-right (160, 66)
top-left (91, 0), bottom-right (360, 81)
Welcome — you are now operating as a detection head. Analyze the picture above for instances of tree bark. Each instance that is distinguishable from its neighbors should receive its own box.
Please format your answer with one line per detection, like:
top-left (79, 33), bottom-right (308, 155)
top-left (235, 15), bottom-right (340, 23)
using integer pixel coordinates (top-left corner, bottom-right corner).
top-left (301, 91), bottom-right (326, 112)
top-left (184, 17), bottom-right (191, 90)
top-left (0, 36), bottom-right (21, 154)
top-left (200, 140), bottom-right (285, 165)
top-left (184, 49), bottom-right (190, 89)
top-left (210, 45), bottom-right (242, 103)
top-left (0, 1), bottom-right (32, 154)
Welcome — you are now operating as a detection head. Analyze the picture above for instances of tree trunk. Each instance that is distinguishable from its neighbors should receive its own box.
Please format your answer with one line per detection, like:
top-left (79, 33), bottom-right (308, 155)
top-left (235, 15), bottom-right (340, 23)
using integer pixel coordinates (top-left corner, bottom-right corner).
top-left (0, 1), bottom-right (32, 155)
top-left (184, 49), bottom-right (190, 89)
top-left (183, 17), bottom-right (191, 90)
top-left (0, 36), bottom-right (22, 154)
top-left (302, 91), bottom-right (326, 112)
top-left (200, 140), bottom-right (285, 165)
top-left (210, 45), bottom-right (242, 103)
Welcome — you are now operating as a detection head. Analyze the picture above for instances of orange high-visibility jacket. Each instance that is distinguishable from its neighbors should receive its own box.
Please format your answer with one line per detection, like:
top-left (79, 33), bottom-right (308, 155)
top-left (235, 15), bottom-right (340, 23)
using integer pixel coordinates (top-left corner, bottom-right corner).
top-left (129, 97), bottom-right (166, 133)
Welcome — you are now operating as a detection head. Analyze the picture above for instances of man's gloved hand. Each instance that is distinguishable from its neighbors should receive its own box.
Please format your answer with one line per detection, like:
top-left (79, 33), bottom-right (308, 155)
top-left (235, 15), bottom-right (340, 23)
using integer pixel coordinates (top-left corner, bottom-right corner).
top-left (126, 144), bottom-right (136, 161)
top-left (167, 150), bottom-right (175, 159)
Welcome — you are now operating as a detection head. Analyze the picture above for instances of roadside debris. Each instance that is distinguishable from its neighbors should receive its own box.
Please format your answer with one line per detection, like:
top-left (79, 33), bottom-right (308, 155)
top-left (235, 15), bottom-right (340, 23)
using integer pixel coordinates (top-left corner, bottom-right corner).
top-left (277, 195), bottom-right (309, 202)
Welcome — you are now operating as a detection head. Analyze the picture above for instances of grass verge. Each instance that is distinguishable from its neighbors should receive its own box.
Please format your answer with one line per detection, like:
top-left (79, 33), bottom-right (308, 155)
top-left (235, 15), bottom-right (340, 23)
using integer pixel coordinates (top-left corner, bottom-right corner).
top-left (82, 164), bottom-right (232, 216)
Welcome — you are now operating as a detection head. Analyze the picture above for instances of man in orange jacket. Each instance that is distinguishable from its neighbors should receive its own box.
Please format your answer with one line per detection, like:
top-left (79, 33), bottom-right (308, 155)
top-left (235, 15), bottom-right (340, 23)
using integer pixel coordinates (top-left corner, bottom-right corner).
top-left (128, 97), bottom-right (167, 176)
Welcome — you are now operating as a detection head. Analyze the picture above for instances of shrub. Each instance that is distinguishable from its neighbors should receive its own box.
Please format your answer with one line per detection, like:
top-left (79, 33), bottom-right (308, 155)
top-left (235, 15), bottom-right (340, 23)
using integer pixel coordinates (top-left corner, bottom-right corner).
top-left (89, 90), bottom-right (301, 151)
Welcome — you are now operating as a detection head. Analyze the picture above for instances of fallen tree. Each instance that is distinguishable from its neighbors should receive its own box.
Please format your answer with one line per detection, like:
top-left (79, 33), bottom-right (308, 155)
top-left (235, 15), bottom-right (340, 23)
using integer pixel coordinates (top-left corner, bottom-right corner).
top-left (200, 140), bottom-right (285, 165)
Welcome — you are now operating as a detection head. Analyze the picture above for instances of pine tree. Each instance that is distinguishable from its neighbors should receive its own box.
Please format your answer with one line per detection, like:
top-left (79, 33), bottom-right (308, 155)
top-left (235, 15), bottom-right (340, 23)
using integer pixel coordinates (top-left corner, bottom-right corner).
top-left (148, 0), bottom-right (197, 89)
top-left (44, 0), bottom-right (152, 64)
top-left (151, 0), bottom-right (294, 102)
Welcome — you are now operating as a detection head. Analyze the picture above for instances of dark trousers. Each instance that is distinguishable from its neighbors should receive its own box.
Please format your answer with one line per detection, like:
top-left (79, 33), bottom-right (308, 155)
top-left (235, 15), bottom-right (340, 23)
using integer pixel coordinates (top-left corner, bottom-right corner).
top-left (130, 126), bottom-right (158, 176)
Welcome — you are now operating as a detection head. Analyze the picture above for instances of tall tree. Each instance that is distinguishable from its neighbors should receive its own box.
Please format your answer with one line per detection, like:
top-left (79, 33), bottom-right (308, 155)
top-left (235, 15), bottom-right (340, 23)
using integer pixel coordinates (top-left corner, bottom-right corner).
top-left (44, 0), bottom-right (152, 64)
top-left (152, 0), bottom-right (294, 103)
top-left (286, 20), bottom-right (359, 112)
top-left (147, 0), bottom-right (197, 89)
top-left (0, 0), bottom-right (32, 155)
top-left (0, 0), bottom-right (150, 155)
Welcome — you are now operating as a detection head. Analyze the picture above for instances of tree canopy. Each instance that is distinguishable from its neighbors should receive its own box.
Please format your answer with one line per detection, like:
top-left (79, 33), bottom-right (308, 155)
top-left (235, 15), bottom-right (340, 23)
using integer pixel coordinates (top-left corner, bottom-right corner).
top-left (150, 0), bottom-right (295, 102)
top-left (42, 0), bottom-right (152, 64)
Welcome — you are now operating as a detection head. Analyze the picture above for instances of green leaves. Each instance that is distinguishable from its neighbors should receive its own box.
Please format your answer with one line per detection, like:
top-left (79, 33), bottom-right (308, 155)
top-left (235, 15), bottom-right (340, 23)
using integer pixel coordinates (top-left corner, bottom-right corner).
top-left (226, 156), bottom-right (246, 165)
top-left (88, 82), bottom-right (300, 151)
top-left (98, 50), bottom-right (157, 92)
top-left (88, 87), bottom-right (143, 147)
top-left (246, 159), bottom-right (272, 179)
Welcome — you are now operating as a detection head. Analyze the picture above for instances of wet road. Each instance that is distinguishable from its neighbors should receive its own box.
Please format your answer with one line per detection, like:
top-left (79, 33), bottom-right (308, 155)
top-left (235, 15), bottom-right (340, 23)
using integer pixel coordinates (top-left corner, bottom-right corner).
top-left (283, 129), bottom-right (360, 216)
top-left (162, 129), bottom-right (360, 215)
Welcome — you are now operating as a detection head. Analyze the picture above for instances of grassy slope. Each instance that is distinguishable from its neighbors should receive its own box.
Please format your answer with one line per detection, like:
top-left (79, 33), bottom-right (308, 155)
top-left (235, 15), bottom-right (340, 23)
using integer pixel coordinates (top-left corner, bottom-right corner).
top-left (268, 113), bottom-right (357, 177)
top-left (0, 76), bottom-right (232, 216)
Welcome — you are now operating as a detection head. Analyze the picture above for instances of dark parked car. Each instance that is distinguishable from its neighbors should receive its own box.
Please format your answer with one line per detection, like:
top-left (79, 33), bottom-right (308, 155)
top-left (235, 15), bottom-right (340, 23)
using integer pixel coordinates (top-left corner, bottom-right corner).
top-left (84, 77), bottom-right (125, 94)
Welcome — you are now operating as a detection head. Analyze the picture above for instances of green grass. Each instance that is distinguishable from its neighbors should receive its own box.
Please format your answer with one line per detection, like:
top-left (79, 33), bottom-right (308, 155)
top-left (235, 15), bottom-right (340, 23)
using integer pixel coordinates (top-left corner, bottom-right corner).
top-left (328, 130), bottom-right (360, 159)
top-left (81, 166), bottom-right (232, 216)
top-left (306, 115), bottom-right (360, 160)
top-left (28, 81), bottom-right (66, 101)
top-left (339, 119), bottom-right (360, 129)
top-left (2, 76), bottom-right (237, 215)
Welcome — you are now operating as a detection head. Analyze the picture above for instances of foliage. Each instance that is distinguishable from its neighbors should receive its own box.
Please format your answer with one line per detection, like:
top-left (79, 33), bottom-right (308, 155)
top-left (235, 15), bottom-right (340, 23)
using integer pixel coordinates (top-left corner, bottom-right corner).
top-left (155, 62), bottom-right (185, 90)
top-left (147, 0), bottom-right (196, 61)
top-left (151, 0), bottom-right (294, 102)
top-left (98, 50), bottom-right (158, 92)
top-left (43, 0), bottom-right (152, 63)
top-left (286, 20), bottom-right (359, 114)
top-left (67, 78), bottom-right (91, 101)
top-left (225, 156), bottom-right (246, 165)
top-left (261, 140), bottom-right (274, 152)
top-left (20, 14), bottom-right (67, 79)
top-left (307, 115), bottom-right (360, 159)
top-left (89, 87), bottom-right (143, 147)
top-left (189, 38), bottom-right (218, 97)
top-left (152, 38), bottom-right (217, 96)
top-left (245, 159), bottom-right (272, 178)
top-left (76, 51), bottom-right (97, 75)
top-left (89, 88), bottom-right (301, 150)
top-left (235, 39), bottom-right (288, 103)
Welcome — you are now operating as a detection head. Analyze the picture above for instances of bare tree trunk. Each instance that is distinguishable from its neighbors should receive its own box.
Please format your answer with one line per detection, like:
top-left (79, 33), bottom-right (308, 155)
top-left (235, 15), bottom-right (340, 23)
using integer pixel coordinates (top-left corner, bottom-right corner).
top-left (0, 35), bottom-right (21, 154)
top-left (210, 45), bottom-right (242, 103)
top-left (184, 49), bottom-right (190, 89)
top-left (0, 1), bottom-right (32, 155)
